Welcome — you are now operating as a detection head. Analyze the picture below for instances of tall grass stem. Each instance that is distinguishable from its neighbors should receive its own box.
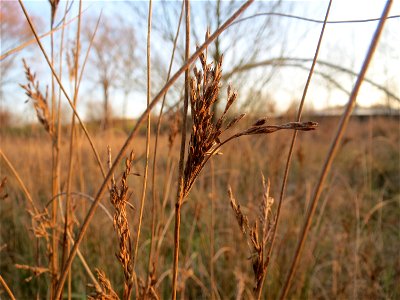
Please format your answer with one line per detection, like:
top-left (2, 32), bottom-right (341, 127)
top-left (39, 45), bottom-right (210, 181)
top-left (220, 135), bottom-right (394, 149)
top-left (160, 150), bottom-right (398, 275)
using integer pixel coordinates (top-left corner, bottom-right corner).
top-left (172, 0), bottom-right (191, 298)
top-left (133, 0), bottom-right (152, 288)
top-left (268, 0), bottom-right (332, 281)
top-left (148, 1), bottom-right (185, 286)
top-left (279, 2), bottom-right (392, 298)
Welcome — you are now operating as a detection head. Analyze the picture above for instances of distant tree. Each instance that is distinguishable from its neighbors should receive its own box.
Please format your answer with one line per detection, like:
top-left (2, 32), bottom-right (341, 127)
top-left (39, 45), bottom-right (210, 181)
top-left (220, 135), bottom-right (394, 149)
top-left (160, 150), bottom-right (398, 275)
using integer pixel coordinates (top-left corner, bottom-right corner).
top-left (0, 2), bottom-right (37, 98)
top-left (84, 15), bottom-right (138, 130)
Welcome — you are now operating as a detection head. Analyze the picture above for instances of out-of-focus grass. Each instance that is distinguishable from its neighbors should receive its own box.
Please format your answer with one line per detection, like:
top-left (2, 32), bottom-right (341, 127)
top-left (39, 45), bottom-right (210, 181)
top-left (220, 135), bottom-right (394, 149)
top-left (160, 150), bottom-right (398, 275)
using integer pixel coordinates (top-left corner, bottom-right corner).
top-left (0, 116), bottom-right (398, 299)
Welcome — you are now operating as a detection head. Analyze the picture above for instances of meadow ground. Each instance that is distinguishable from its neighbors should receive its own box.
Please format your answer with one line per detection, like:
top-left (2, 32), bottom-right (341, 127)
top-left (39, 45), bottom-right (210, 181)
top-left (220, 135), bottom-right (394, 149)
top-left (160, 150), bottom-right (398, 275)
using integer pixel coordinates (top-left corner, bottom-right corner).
top-left (0, 115), bottom-right (399, 299)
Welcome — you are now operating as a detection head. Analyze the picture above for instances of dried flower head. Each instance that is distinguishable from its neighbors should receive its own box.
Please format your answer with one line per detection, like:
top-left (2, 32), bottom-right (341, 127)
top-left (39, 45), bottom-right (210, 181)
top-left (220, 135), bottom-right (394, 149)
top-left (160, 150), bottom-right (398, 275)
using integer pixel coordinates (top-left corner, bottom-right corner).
top-left (228, 185), bottom-right (250, 235)
top-left (27, 208), bottom-right (52, 249)
top-left (181, 53), bottom-right (318, 198)
top-left (88, 268), bottom-right (119, 300)
top-left (110, 151), bottom-right (135, 299)
top-left (183, 53), bottom-right (240, 196)
top-left (20, 59), bottom-right (54, 139)
top-left (228, 176), bottom-right (276, 294)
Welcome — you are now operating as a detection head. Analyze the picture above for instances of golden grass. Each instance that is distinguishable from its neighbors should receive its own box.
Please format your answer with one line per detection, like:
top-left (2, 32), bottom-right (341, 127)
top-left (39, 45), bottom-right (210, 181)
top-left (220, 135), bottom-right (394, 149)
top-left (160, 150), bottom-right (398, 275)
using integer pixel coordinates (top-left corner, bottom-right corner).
top-left (1, 116), bottom-right (399, 299)
top-left (1, 1), bottom-right (398, 299)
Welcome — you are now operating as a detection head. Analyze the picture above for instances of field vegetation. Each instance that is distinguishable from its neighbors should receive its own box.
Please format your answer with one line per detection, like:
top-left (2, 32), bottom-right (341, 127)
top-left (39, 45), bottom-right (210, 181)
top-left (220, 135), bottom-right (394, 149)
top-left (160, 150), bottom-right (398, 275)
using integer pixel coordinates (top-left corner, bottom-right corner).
top-left (0, 0), bottom-right (399, 299)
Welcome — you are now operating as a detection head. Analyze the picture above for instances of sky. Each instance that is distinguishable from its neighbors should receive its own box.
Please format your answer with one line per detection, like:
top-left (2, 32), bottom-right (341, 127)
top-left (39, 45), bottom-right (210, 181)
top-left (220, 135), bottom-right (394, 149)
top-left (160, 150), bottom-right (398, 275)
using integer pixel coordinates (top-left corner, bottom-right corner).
top-left (1, 0), bottom-right (399, 122)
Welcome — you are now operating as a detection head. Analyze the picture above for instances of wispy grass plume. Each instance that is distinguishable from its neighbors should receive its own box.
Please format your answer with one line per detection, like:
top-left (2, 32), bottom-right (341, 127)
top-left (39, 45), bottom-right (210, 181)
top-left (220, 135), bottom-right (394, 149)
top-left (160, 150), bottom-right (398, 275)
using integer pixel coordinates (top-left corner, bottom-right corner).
top-left (88, 269), bottom-right (119, 300)
top-left (20, 59), bottom-right (54, 139)
top-left (110, 151), bottom-right (135, 299)
top-left (228, 176), bottom-right (275, 299)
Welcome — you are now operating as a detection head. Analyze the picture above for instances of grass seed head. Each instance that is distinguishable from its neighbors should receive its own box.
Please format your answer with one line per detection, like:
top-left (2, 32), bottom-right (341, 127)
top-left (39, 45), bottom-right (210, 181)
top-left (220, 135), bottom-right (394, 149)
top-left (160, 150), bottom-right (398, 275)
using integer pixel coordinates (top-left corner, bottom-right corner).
top-left (228, 176), bottom-right (276, 294)
top-left (109, 151), bottom-right (135, 297)
top-left (20, 59), bottom-right (55, 139)
top-left (183, 53), bottom-right (240, 196)
top-left (88, 268), bottom-right (119, 300)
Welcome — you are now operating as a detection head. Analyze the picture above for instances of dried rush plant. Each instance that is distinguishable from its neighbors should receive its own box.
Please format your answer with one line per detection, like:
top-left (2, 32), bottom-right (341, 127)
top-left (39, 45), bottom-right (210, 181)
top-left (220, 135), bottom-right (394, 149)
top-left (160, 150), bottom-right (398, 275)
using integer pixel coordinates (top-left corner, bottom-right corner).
top-left (228, 176), bottom-right (275, 299)
top-left (172, 49), bottom-right (318, 297)
top-left (182, 51), bottom-right (318, 198)
top-left (109, 151), bottom-right (135, 299)
top-left (89, 150), bottom-right (137, 300)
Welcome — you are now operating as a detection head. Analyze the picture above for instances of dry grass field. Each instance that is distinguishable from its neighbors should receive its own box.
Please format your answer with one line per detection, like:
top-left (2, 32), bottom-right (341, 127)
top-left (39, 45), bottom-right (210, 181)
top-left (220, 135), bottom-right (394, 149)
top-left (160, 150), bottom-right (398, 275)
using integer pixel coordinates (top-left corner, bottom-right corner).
top-left (1, 1), bottom-right (399, 299)
top-left (1, 115), bottom-right (399, 299)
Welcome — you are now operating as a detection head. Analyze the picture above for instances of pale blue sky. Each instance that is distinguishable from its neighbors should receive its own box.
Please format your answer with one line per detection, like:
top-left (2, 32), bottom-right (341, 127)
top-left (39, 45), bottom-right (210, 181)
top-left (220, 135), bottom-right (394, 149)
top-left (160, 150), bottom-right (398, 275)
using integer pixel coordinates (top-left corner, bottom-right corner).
top-left (1, 0), bottom-right (399, 122)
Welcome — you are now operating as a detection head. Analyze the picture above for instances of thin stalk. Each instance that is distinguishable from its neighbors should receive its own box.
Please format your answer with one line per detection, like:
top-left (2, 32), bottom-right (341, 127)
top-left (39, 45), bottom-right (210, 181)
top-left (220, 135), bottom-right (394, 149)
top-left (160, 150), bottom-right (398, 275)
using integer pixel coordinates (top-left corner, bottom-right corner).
top-left (231, 12), bottom-right (400, 27)
top-left (58, 15), bottom-right (102, 266)
top-left (180, 202), bottom-right (201, 300)
top-left (256, 277), bottom-right (265, 300)
top-left (0, 275), bottom-right (16, 300)
top-left (132, 0), bottom-right (152, 282)
top-left (255, 179), bottom-right (272, 300)
top-left (147, 0), bottom-right (185, 287)
top-left (57, 194), bottom-right (101, 292)
top-left (55, 0), bottom-right (68, 260)
top-left (46, 192), bottom-right (114, 221)
top-left (172, 0), bottom-right (190, 298)
top-left (60, 1), bottom-right (82, 298)
top-left (0, 150), bottom-right (37, 214)
top-left (1, 148), bottom-right (42, 299)
top-left (0, 9), bottom-right (86, 60)
top-left (210, 159), bottom-right (215, 299)
top-left (66, 13), bottom-right (105, 227)
top-left (153, 159), bottom-right (176, 271)
top-left (49, 3), bottom-right (59, 296)
top-left (54, 2), bottom-right (254, 297)
top-left (70, 233), bottom-right (101, 292)
top-left (267, 0), bottom-right (332, 281)
top-left (56, 0), bottom-right (68, 266)
top-left (54, 0), bottom-right (70, 296)
top-left (279, 2), bottom-right (392, 298)
top-left (76, 12), bottom-right (102, 99)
